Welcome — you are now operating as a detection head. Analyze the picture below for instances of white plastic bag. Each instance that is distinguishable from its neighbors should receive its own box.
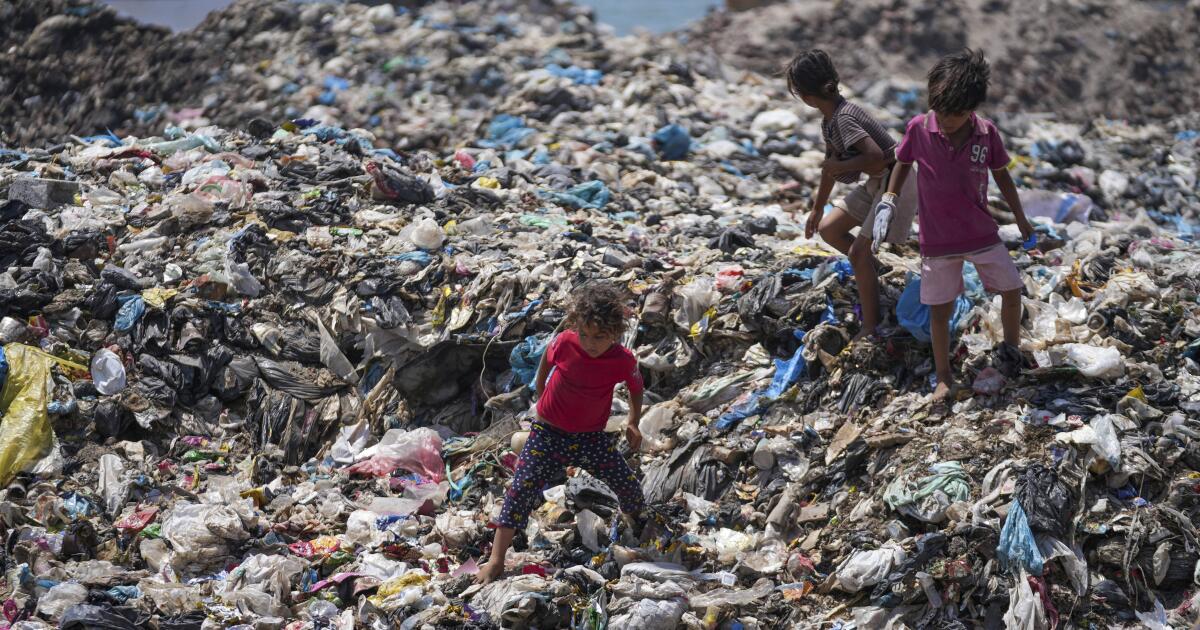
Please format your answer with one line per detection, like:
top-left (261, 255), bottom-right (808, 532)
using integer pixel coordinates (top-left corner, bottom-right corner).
top-left (1063, 344), bottom-right (1123, 379)
top-left (90, 348), bottom-right (127, 395)
top-left (408, 217), bottom-right (445, 250)
top-left (835, 544), bottom-right (906, 592)
top-left (37, 582), bottom-right (88, 619)
top-left (1002, 569), bottom-right (1049, 630)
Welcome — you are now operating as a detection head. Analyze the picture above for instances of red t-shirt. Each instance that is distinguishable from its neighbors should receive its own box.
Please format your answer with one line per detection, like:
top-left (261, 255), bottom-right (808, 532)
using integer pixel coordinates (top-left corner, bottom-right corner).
top-left (536, 330), bottom-right (644, 433)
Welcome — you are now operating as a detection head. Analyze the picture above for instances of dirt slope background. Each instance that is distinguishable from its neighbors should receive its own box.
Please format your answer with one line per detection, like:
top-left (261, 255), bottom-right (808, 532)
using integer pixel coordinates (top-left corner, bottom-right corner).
top-left (684, 0), bottom-right (1200, 121)
top-left (2, 0), bottom-right (1199, 147)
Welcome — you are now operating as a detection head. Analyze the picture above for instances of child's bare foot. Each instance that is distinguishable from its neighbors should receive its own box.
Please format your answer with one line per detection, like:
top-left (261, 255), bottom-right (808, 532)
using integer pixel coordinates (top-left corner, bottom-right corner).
top-left (475, 560), bottom-right (503, 584)
top-left (930, 381), bottom-right (953, 414)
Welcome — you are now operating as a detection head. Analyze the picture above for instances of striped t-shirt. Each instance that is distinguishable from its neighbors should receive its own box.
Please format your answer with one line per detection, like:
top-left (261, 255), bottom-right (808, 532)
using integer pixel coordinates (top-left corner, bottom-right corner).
top-left (821, 99), bottom-right (897, 184)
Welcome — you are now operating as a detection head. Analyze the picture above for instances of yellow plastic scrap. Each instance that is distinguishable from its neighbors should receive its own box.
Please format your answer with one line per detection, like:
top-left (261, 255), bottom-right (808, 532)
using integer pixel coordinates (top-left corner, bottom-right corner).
top-left (370, 572), bottom-right (430, 605)
top-left (791, 245), bottom-right (836, 257)
top-left (475, 177), bottom-right (501, 189)
top-left (431, 287), bottom-right (452, 328)
top-left (141, 288), bottom-right (179, 309)
top-left (689, 306), bottom-right (717, 339)
top-left (0, 344), bottom-right (56, 486)
top-left (1126, 386), bottom-right (1147, 402)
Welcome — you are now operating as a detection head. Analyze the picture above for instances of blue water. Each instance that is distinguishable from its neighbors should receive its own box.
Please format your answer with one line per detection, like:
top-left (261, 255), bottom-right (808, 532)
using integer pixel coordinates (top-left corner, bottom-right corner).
top-left (100, 0), bottom-right (718, 34)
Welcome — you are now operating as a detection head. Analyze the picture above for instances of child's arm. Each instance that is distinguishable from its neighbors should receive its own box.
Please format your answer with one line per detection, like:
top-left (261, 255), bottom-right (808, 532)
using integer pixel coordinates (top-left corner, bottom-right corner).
top-left (992, 168), bottom-right (1034, 240)
top-left (625, 386), bottom-right (643, 451)
top-left (533, 342), bottom-right (551, 397)
top-left (885, 161), bottom-right (912, 197)
top-left (823, 136), bottom-right (888, 178)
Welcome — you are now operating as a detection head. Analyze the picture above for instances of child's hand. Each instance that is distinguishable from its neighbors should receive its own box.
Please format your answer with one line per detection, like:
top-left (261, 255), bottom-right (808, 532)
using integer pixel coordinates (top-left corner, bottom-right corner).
top-left (624, 424), bottom-right (642, 451)
top-left (1016, 216), bottom-right (1035, 242)
top-left (805, 209), bottom-right (822, 239)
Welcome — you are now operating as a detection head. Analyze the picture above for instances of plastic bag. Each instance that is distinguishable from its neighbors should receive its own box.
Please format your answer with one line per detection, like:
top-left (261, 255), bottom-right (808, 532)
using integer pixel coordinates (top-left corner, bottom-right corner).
top-left (973, 367), bottom-right (1006, 395)
top-left (114, 295), bottom-right (145, 332)
top-left (508, 335), bottom-right (548, 389)
top-left (91, 348), bottom-right (127, 395)
top-left (638, 404), bottom-right (676, 452)
top-left (676, 278), bottom-right (720, 328)
top-left (408, 217), bottom-right (445, 250)
top-left (688, 578), bottom-right (774, 607)
top-left (37, 582), bottom-right (88, 619)
top-left (714, 265), bottom-right (745, 292)
top-left (1063, 344), bottom-right (1123, 379)
top-left (834, 544), bottom-right (906, 592)
top-left (608, 598), bottom-right (687, 630)
top-left (0, 344), bottom-right (55, 486)
top-left (651, 124), bottom-right (691, 160)
top-left (1002, 569), bottom-right (1049, 630)
top-left (98, 453), bottom-right (126, 516)
top-left (1089, 414), bottom-right (1122, 470)
top-left (352, 427), bottom-right (445, 481)
top-left (997, 500), bottom-right (1045, 575)
top-left (161, 503), bottom-right (249, 566)
top-left (896, 274), bottom-right (973, 343)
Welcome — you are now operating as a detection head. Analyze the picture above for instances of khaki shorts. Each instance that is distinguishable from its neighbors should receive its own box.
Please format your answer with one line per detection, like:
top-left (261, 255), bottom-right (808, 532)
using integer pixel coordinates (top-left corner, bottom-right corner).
top-left (831, 165), bottom-right (918, 244)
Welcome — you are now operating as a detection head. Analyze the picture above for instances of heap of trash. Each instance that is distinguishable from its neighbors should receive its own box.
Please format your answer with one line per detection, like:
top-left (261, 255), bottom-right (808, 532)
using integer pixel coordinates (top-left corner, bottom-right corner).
top-left (1, 1), bottom-right (1200, 629)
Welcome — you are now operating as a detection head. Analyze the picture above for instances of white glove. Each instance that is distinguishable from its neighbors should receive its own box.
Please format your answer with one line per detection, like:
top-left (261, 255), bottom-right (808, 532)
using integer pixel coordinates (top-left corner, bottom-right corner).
top-left (870, 193), bottom-right (897, 254)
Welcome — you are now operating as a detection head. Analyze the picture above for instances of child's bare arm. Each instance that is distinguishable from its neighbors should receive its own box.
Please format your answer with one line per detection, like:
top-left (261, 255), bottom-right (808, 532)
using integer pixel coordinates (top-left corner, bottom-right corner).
top-left (627, 387), bottom-right (643, 426)
top-left (533, 344), bottom-right (551, 396)
top-left (992, 168), bottom-right (1034, 239)
top-left (885, 162), bottom-right (912, 197)
top-left (823, 136), bottom-right (887, 177)
top-left (805, 168), bottom-right (836, 238)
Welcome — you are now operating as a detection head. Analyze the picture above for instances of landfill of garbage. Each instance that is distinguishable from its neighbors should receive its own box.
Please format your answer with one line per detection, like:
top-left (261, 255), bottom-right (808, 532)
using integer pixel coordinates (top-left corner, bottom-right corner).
top-left (1, 0), bottom-right (1200, 629)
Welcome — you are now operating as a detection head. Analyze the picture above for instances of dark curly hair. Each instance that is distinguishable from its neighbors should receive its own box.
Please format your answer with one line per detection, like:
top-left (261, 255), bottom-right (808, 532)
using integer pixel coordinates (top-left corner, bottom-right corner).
top-left (564, 282), bottom-right (628, 338)
top-left (928, 48), bottom-right (990, 114)
top-left (784, 49), bottom-right (839, 99)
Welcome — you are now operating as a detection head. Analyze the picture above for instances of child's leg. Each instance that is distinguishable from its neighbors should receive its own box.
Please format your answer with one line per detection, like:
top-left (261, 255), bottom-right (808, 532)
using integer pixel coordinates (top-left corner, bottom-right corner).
top-left (576, 431), bottom-right (645, 519)
top-left (999, 289), bottom-right (1022, 347)
top-left (929, 301), bottom-right (956, 401)
top-left (817, 207), bottom-right (861, 257)
top-left (478, 423), bottom-right (566, 583)
top-left (848, 235), bottom-right (879, 338)
top-left (920, 255), bottom-right (966, 403)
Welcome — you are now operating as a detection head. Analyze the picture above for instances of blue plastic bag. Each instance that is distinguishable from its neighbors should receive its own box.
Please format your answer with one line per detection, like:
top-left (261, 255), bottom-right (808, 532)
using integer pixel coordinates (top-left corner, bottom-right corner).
top-left (652, 124), bottom-right (691, 161)
top-left (895, 274), bottom-right (974, 343)
top-left (478, 115), bottom-right (536, 150)
top-left (0, 347), bottom-right (7, 392)
top-left (114, 296), bottom-right (146, 333)
top-left (509, 335), bottom-right (549, 389)
top-left (997, 499), bottom-right (1045, 575)
top-left (538, 180), bottom-right (611, 210)
top-left (545, 64), bottom-right (603, 86)
top-left (716, 330), bottom-right (806, 429)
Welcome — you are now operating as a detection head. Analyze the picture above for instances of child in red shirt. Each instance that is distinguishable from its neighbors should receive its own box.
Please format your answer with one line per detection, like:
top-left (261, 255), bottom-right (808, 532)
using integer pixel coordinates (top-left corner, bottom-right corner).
top-left (477, 283), bottom-right (646, 583)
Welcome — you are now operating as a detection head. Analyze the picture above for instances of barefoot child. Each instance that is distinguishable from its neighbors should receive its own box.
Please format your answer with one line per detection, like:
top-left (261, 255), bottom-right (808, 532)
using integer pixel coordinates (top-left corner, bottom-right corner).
top-left (784, 49), bottom-right (919, 340)
top-left (477, 283), bottom-right (646, 583)
top-left (882, 49), bottom-right (1033, 405)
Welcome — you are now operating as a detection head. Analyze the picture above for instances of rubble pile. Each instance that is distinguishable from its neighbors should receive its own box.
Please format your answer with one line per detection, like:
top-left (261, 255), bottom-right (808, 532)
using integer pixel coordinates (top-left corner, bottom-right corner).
top-left (684, 0), bottom-right (1200, 122)
top-left (0, 0), bottom-right (1199, 629)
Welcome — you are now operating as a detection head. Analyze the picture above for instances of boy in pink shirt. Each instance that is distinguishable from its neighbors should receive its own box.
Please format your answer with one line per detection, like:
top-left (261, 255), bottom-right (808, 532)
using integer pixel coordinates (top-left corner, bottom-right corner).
top-left (881, 49), bottom-right (1034, 406)
top-left (477, 283), bottom-right (646, 583)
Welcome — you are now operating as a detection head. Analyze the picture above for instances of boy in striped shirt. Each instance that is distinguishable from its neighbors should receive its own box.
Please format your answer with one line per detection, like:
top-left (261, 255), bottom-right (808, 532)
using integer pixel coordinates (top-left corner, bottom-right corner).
top-left (785, 49), bottom-right (919, 341)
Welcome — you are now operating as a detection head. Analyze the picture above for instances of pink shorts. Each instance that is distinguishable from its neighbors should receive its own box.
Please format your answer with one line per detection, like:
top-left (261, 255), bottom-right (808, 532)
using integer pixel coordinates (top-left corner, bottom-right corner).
top-left (920, 243), bottom-right (1023, 305)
